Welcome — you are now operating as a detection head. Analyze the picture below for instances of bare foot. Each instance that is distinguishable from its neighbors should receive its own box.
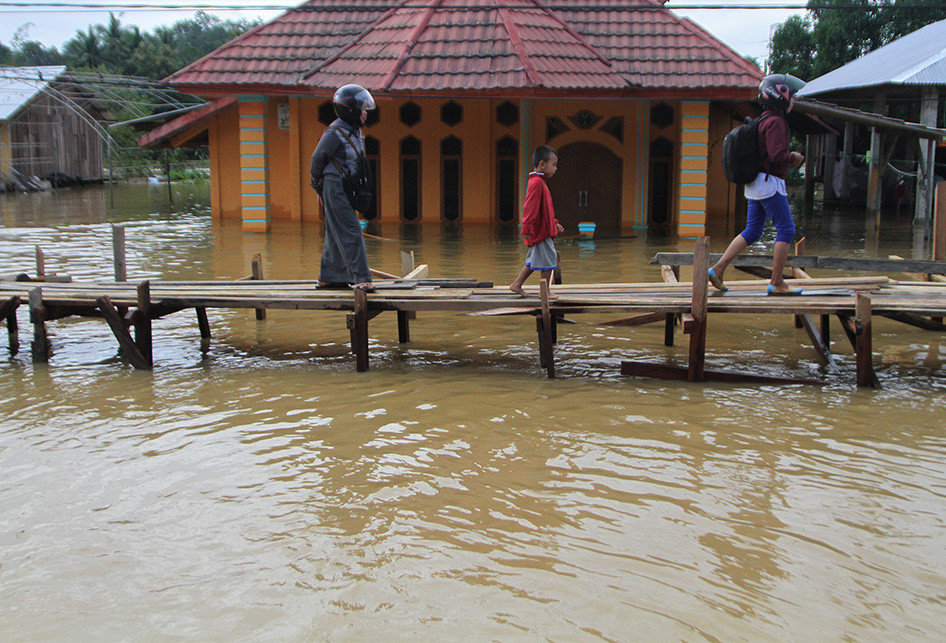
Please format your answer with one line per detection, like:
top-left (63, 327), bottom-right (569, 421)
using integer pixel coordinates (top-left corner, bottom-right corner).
top-left (508, 284), bottom-right (527, 297)
top-left (547, 292), bottom-right (559, 300)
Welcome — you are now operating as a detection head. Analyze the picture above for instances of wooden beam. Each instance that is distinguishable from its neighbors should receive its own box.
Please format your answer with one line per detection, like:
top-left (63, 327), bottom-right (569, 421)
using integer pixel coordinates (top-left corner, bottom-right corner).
top-left (650, 252), bottom-right (946, 275)
top-left (403, 264), bottom-right (429, 281)
top-left (621, 361), bottom-right (822, 385)
top-left (96, 296), bottom-right (150, 370)
top-left (798, 311), bottom-right (836, 369)
top-left (601, 312), bottom-right (666, 327)
top-left (688, 237), bottom-right (710, 382)
top-left (28, 288), bottom-right (49, 363)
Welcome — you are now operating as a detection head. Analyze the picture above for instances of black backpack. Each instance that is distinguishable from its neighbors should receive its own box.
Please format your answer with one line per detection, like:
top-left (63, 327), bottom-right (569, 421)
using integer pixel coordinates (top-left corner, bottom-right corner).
top-left (721, 114), bottom-right (772, 184)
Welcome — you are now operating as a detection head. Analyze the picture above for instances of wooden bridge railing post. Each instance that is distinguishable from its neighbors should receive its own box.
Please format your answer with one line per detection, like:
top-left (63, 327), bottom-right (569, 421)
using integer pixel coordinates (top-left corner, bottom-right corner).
top-left (855, 293), bottom-right (880, 389)
top-left (251, 254), bottom-right (266, 320)
top-left (28, 287), bottom-right (49, 363)
top-left (688, 237), bottom-right (710, 382)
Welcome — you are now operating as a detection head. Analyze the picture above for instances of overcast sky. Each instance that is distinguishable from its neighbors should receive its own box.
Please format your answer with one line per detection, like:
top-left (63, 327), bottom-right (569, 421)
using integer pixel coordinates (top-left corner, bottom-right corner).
top-left (0, 1), bottom-right (805, 65)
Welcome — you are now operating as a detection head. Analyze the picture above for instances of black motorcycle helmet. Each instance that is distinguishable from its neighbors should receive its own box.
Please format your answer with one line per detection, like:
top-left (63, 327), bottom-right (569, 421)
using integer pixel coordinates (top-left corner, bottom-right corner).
top-left (333, 84), bottom-right (376, 127)
top-left (758, 73), bottom-right (806, 111)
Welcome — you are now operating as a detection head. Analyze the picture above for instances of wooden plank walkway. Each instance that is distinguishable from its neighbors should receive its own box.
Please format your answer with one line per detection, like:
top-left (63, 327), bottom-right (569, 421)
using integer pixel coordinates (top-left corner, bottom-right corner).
top-left (2, 244), bottom-right (946, 387)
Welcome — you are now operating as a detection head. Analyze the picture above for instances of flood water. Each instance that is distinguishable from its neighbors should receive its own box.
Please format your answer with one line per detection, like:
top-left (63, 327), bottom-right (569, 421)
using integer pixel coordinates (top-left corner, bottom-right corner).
top-left (2, 182), bottom-right (945, 640)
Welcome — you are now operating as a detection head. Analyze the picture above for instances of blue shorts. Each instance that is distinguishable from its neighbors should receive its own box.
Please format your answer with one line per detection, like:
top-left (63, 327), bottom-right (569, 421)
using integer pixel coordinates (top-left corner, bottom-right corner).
top-left (741, 192), bottom-right (796, 245)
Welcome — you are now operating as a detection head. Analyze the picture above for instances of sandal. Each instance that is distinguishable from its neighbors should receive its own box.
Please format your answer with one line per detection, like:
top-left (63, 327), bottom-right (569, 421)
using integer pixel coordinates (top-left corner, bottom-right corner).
top-left (351, 283), bottom-right (376, 293)
top-left (707, 267), bottom-right (728, 292)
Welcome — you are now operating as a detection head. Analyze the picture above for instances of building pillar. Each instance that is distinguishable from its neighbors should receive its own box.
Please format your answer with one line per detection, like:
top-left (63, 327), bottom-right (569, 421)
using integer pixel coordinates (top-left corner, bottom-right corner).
top-left (678, 101), bottom-right (709, 239)
top-left (239, 96), bottom-right (271, 233)
top-left (916, 87), bottom-right (939, 223)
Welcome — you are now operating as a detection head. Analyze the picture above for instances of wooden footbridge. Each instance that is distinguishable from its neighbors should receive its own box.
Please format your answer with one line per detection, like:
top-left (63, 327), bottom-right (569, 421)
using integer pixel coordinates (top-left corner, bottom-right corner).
top-left (3, 237), bottom-right (946, 387)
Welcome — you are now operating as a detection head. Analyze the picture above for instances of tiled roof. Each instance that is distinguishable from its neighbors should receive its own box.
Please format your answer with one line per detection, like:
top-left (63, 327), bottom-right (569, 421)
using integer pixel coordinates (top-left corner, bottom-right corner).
top-left (166, 0), bottom-right (762, 96)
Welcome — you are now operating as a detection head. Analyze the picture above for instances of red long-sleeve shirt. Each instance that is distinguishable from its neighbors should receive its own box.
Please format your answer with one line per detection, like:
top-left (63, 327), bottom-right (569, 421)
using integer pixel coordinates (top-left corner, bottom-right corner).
top-left (520, 172), bottom-right (559, 246)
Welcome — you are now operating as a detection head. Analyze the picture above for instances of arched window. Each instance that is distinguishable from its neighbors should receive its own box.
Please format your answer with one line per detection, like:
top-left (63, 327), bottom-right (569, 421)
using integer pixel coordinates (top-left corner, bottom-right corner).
top-left (400, 136), bottom-right (421, 221)
top-left (496, 136), bottom-right (517, 223)
top-left (441, 136), bottom-right (462, 221)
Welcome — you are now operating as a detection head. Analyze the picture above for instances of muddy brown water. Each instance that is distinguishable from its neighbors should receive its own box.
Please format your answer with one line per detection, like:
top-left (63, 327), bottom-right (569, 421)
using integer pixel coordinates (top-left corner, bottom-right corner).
top-left (1, 183), bottom-right (945, 640)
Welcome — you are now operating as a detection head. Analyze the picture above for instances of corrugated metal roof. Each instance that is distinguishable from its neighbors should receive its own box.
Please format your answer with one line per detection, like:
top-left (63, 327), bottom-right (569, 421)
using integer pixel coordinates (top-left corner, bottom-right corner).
top-left (800, 19), bottom-right (946, 96)
top-left (166, 0), bottom-right (762, 95)
top-left (0, 65), bottom-right (67, 120)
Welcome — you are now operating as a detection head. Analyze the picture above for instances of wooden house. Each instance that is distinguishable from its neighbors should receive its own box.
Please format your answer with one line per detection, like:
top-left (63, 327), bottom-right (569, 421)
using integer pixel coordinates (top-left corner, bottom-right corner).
top-left (0, 66), bottom-right (108, 190)
top-left (140, 0), bottom-right (763, 238)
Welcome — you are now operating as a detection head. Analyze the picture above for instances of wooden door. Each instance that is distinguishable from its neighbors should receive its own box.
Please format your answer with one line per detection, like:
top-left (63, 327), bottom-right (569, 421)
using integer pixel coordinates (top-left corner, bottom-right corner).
top-left (548, 142), bottom-right (623, 237)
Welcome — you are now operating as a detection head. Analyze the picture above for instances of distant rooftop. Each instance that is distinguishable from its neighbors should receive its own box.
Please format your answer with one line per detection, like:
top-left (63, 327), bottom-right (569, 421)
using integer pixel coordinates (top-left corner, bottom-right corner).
top-left (800, 19), bottom-right (946, 97)
top-left (0, 65), bottom-right (67, 120)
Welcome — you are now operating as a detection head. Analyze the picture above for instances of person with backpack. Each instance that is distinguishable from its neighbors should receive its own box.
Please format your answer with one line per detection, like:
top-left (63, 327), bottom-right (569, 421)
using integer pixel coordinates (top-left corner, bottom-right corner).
top-left (310, 84), bottom-right (376, 293)
top-left (710, 73), bottom-right (807, 295)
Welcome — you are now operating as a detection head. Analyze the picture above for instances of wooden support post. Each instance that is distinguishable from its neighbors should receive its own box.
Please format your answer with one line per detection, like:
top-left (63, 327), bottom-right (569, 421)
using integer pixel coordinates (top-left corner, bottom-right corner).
top-left (28, 288), bottom-right (49, 363)
top-left (35, 245), bottom-right (45, 279)
top-left (799, 313), bottom-right (836, 370)
top-left (855, 293), bottom-right (879, 389)
top-left (352, 287), bottom-right (369, 372)
top-left (134, 280), bottom-right (153, 368)
top-left (97, 296), bottom-right (150, 370)
top-left (934, 181), bottom-right (946, 262)
top-left (2, 296), bottom-right (20, 355)
top-left (688, 237), bottom-right (710, 382)
top-left (401, 250), bottom-right (415, 277)
top-left (112, 224), bottom-right (126, 282)
top-left (661, 264), bottom-right (680, 347)
top-left (397, 310), bottom-right (411, 343)
top-left (540, 279), bottom-right (555, 378)
top-left (195, 306), bottom-right (211, 351)
top-left (251, 253), bottom-right (266, 320)
top-left (553, 251), bottom-right (563, 285)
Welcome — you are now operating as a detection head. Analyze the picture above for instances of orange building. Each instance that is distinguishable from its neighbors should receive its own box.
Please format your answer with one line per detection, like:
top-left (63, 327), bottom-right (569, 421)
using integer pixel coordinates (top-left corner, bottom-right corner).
top-left (141, 0), bottom-right (762, 239)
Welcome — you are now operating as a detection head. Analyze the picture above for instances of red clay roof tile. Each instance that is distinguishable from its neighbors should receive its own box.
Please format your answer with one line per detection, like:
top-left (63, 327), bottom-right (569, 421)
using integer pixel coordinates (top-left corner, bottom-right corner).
top-left (166, 0), bottom-right (762, 96)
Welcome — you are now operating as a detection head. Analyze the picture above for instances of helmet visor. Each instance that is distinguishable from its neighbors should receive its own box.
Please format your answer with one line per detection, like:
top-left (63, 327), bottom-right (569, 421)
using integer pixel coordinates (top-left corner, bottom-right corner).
top-left (355, 88), bottom-right (376, 111)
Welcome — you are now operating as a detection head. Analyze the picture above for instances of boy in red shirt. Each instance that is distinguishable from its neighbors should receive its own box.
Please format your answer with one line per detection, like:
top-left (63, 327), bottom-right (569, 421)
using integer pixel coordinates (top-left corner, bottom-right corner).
top-left (509, 145), bottom-right (564, 298)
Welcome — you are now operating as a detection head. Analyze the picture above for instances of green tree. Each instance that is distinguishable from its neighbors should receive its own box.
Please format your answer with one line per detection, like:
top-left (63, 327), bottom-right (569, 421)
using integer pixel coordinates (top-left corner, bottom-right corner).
top-left (769, 15), bottom-right (814, 79)
top-left (768, 0), bottom-right (946, 79)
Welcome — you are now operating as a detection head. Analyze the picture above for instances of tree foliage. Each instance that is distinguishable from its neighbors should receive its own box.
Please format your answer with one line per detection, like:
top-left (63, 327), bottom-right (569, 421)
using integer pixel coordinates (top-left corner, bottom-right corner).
top-left (0, 11), bottom-right (256, 79)
top-left (769, 0), bottom-right (946, 79)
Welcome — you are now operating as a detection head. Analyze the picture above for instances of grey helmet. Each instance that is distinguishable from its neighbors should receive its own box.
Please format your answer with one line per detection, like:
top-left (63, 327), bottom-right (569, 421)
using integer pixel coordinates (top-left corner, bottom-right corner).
top-left (758, 74), bottom-right (806, 111)
top-left (333, 84), bottom-right (376, 127)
